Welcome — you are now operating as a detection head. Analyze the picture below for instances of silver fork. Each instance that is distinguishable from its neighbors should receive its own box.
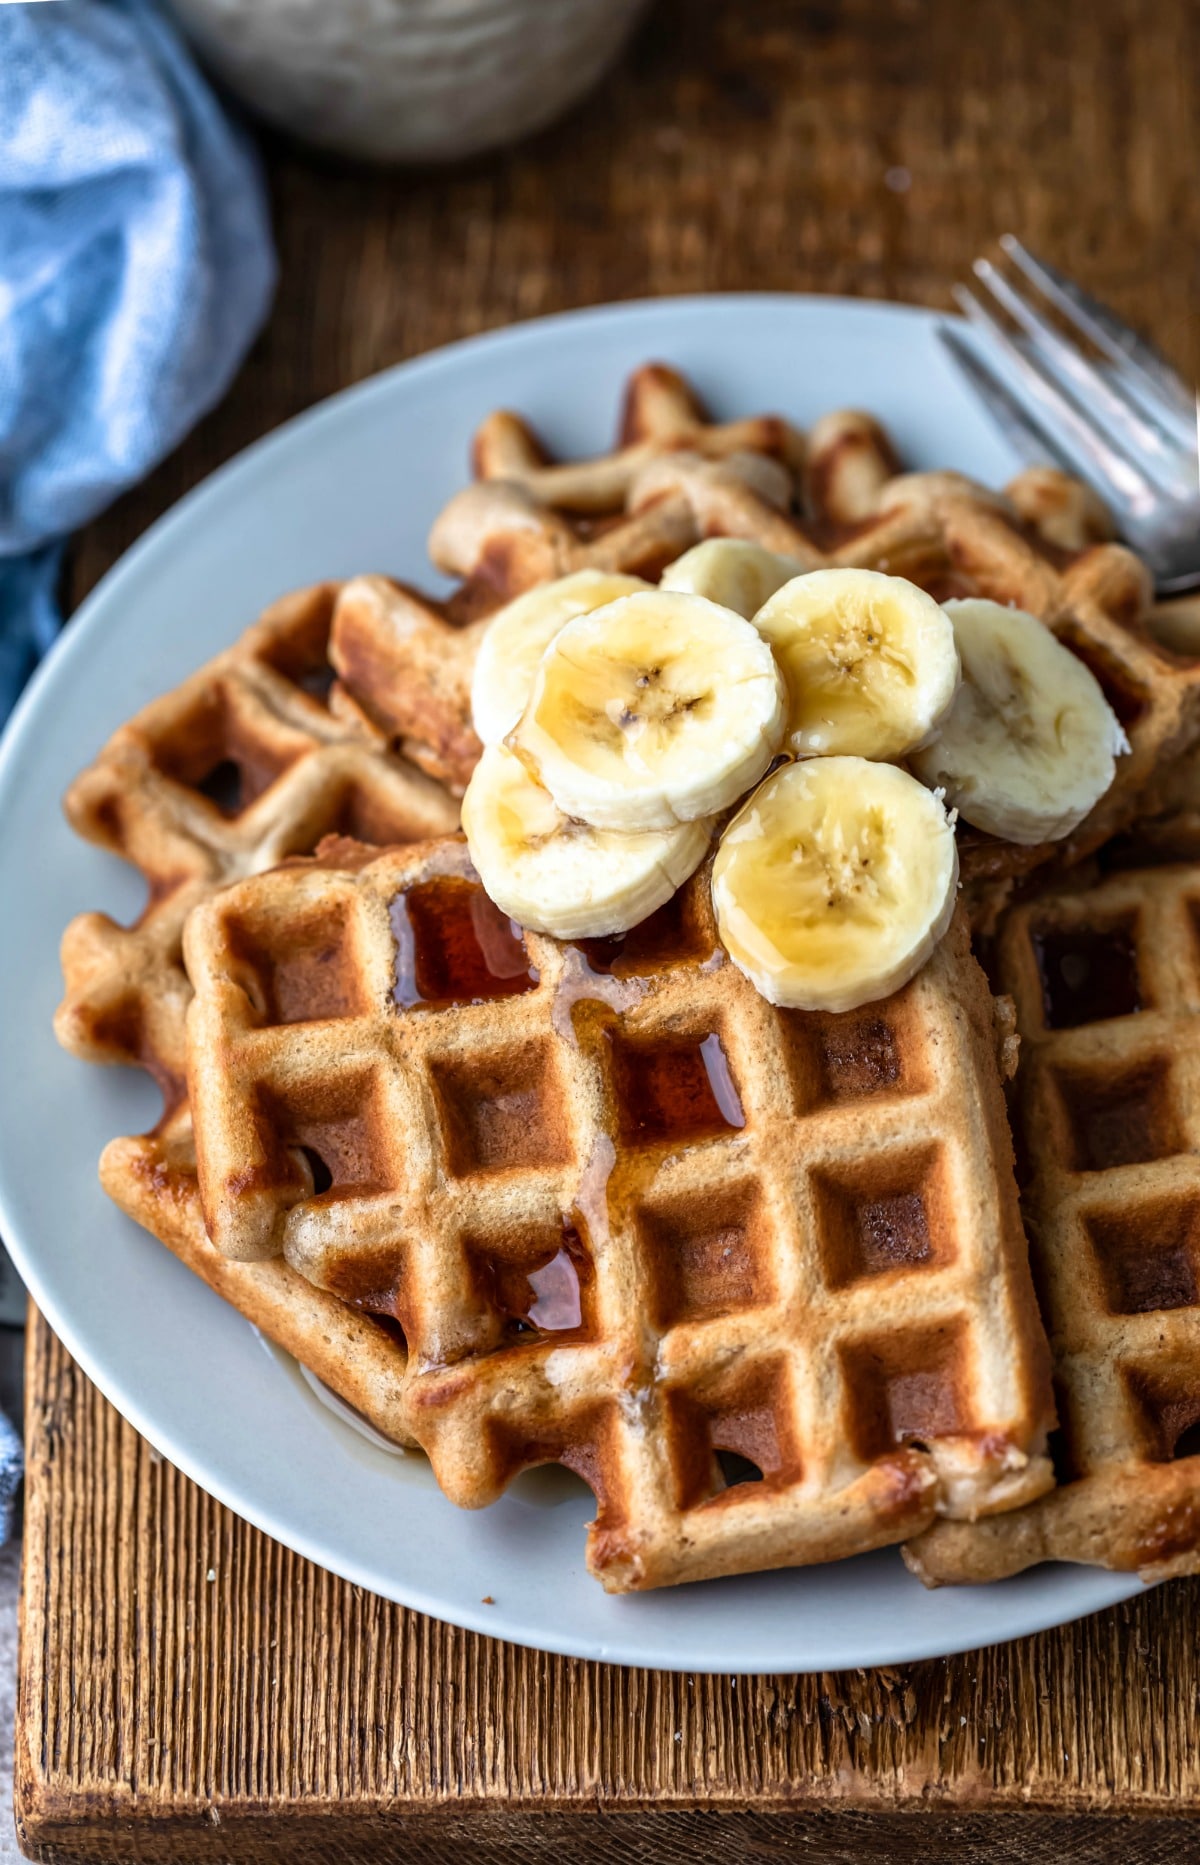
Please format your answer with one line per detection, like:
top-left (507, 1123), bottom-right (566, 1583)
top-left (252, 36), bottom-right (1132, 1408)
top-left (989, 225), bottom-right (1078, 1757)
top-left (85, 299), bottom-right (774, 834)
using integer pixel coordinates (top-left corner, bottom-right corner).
top-left (940, 235), bottom-right (1200, 593)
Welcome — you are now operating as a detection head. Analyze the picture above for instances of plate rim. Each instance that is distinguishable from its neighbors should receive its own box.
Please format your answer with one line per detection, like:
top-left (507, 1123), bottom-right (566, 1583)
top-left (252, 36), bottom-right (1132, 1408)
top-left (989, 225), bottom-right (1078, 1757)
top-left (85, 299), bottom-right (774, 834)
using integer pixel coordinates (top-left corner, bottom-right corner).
top-left (0, 291), bottom-right (1146, 1671)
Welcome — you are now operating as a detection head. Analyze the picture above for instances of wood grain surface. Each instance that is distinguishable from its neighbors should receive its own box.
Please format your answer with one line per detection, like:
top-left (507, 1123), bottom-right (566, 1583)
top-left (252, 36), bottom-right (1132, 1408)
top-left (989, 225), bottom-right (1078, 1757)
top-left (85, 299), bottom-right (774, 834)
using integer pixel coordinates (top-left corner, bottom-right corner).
top-left (17, 1308), bottom-right (1200, 1861)
top-left (24, 0), bottom-right (1200, 1855)
top-left (67, 0), bottom-right (1200, 611)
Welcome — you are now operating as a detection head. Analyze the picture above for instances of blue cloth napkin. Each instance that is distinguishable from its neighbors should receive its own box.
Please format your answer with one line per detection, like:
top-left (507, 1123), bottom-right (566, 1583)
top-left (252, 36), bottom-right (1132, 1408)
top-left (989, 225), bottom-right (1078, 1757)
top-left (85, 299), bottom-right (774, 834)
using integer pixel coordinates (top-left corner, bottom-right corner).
top-left (0, 0), bottom-right (276, 723)
top-left (0, 1399), bottom-right (20, 1544)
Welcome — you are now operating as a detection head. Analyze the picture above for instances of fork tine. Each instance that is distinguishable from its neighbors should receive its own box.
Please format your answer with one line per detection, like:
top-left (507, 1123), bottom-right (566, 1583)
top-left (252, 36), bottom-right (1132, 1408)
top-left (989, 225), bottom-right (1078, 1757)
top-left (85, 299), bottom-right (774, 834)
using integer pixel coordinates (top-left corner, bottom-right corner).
top-left (1000, 236), bottom-right (1197, 438)
top-left (973, 258), bottom-right (1196, 496)
top-left (953, 285), bottom-right (1161, 520)
top-left (938, 324), bottom-right (1079, 471)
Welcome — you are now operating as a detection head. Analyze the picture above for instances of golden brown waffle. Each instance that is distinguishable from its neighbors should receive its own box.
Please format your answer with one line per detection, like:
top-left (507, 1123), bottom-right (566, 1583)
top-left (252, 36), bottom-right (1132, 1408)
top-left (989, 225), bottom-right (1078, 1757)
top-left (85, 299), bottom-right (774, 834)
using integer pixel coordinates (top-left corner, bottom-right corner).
top-left (1148, 587), bottom-right (1200, 661)
top-left (329, 370), bottom-right (1200, 901)
top-left (1103, 593), bottom-right (1200, 861)
top-left (101, 1102), bottom-right (416, 1446)
top-left (907, 862), bottom-right (1200, 1586)
top-left (329, 582), bottom-right (490, 797)
top-left (1127, 747), bottom-right (1200, 861)
top-left (432, 360), bottom-right (808, 604)
top-left (55, 583), bottom-right (460, 1104)
top-left (182, 836), bottom-right (1054, 1592)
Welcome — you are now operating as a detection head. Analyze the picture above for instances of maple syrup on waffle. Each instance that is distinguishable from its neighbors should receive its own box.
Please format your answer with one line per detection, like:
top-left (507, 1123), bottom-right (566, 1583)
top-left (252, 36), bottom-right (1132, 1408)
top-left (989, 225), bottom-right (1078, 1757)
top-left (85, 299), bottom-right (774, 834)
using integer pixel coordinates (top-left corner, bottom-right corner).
top-left (576, 890), bottom-right (712, 979)
top-left (481, 1222), bottom-right (592, 1340)
top-left (391, 878), bottom-right (538, 1008)
top-left (612, 1030), bottom-right (745, 1143)
top-left (1032, 923), bottom-right (1142, 1028)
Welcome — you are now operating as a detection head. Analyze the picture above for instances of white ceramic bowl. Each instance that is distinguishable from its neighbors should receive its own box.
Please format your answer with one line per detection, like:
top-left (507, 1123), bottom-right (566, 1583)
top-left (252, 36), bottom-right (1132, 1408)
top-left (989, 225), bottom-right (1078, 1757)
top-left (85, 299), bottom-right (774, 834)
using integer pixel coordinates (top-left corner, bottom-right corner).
top-left (166, 0), bottom-right (651, 163)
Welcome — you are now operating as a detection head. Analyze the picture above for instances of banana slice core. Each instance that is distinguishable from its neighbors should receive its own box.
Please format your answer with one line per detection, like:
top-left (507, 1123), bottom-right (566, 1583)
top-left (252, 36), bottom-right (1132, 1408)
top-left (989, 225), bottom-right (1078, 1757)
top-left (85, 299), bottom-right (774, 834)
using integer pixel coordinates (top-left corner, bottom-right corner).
top-left (471, 569), bottom-right (651, 748)
top-left (910, 598), bottom-right (1128, 845)
top-left (517, 590), bottom-right (786, 832)
top-left (752, 567), bottom-right (960, 761)
top-left (462, 743), bottom-right (712, 941)
top-left (712, 757), bottom-right (959, 1012)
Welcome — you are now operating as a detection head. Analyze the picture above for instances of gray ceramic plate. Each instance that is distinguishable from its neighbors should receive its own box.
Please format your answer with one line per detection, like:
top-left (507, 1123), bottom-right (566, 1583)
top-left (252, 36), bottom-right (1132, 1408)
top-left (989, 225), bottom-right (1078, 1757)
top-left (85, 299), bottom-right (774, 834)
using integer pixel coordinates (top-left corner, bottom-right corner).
top-left (0, 295), bottom-right (1142, 1671)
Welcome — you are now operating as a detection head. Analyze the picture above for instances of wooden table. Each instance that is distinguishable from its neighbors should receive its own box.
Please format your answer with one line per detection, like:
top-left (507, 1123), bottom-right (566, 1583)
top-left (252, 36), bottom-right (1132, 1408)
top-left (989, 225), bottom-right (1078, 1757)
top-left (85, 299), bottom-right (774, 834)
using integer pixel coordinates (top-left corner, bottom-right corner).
top-left (19, 1309), bottom-right (1200, 1860)
top-left (23, 0), bottom-right (1200, 1854)
top-left (65, 0), bottom-right (1200, 611)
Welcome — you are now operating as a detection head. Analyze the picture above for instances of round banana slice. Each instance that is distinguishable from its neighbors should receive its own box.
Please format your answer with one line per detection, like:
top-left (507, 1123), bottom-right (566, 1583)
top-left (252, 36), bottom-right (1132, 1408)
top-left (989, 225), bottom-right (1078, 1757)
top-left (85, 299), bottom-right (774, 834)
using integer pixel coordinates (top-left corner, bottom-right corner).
top-left (910, 598), bottom-right (1129, 845)
top-left (462, 743), bottom-right (712, 941)
top-left (752, 567), bottom-right (960, 761)
top-left (712, 757), bottom-right (958, 1012)
top-left (517, 590), bottom-right (786, 832)
top-left (660, 539), bottom-right (806, 620)
top-left (471, 569), bottom-right (651, 747)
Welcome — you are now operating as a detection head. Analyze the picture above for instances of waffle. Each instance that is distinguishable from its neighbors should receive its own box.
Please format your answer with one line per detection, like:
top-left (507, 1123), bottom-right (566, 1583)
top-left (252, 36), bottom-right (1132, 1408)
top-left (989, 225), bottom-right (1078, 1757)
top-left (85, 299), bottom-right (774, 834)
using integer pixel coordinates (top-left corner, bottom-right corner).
top-left (329, 369), bottom-right (1200, 902)
top-left (101, 1102), bottom-right (416, 1447)
top-left (182, 835), bottom-right (1054, 1592)
top-left (906, 862), bottom-right (1200, 1586)
top-left (55, 582), bottom-right (460, 1104)
top-left (1104, 741), bottom-right (1200, 866)
top-left (433, 360), bottom-right (808, 602)
top-left (1100, 594), bottom-right (1200, 861)
top-left (329, 362), bottom-right (807, 792)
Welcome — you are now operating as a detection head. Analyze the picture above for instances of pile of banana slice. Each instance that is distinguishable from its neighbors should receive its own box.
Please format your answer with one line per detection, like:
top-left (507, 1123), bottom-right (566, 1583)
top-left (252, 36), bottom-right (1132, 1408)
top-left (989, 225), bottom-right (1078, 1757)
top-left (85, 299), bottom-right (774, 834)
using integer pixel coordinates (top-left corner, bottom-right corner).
top-left (462, 543), bottom-right (1127, 1013)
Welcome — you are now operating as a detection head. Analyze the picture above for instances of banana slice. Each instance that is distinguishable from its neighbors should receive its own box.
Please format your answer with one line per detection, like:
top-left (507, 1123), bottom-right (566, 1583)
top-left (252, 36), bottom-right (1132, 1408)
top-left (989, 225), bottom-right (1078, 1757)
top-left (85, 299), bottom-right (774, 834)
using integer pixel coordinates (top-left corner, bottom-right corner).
top-left (660, 539), bottom-right (806, 619)
top-left (712, 757), bottom-right (958, 1012)
top-left (516, 589), bottom-right (786, 832)
top-left (752, 567), bottom-right (960, 760)
top-left (910, 598), bottom-right (1128, 845)
top-left (471, 569), bottom-right (651, 748)
top-left (463, 743), bottom-right (712, 940)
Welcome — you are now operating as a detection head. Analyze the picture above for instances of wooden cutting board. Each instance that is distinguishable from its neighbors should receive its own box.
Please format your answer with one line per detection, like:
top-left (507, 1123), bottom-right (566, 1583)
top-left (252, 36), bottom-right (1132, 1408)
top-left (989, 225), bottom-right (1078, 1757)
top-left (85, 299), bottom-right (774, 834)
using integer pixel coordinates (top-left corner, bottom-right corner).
top-left (15, 1304), bottom-right (1200, 1861)
top-left (28, 0), bottom-right (1200, 1855)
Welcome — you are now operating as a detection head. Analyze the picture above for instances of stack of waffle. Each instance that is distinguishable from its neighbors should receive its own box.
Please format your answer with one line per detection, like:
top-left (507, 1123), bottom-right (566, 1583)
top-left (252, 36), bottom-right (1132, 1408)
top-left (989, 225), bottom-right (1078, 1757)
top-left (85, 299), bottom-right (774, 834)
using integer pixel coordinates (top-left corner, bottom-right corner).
top-left (56, 364), bottom-right (1200, 1593)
